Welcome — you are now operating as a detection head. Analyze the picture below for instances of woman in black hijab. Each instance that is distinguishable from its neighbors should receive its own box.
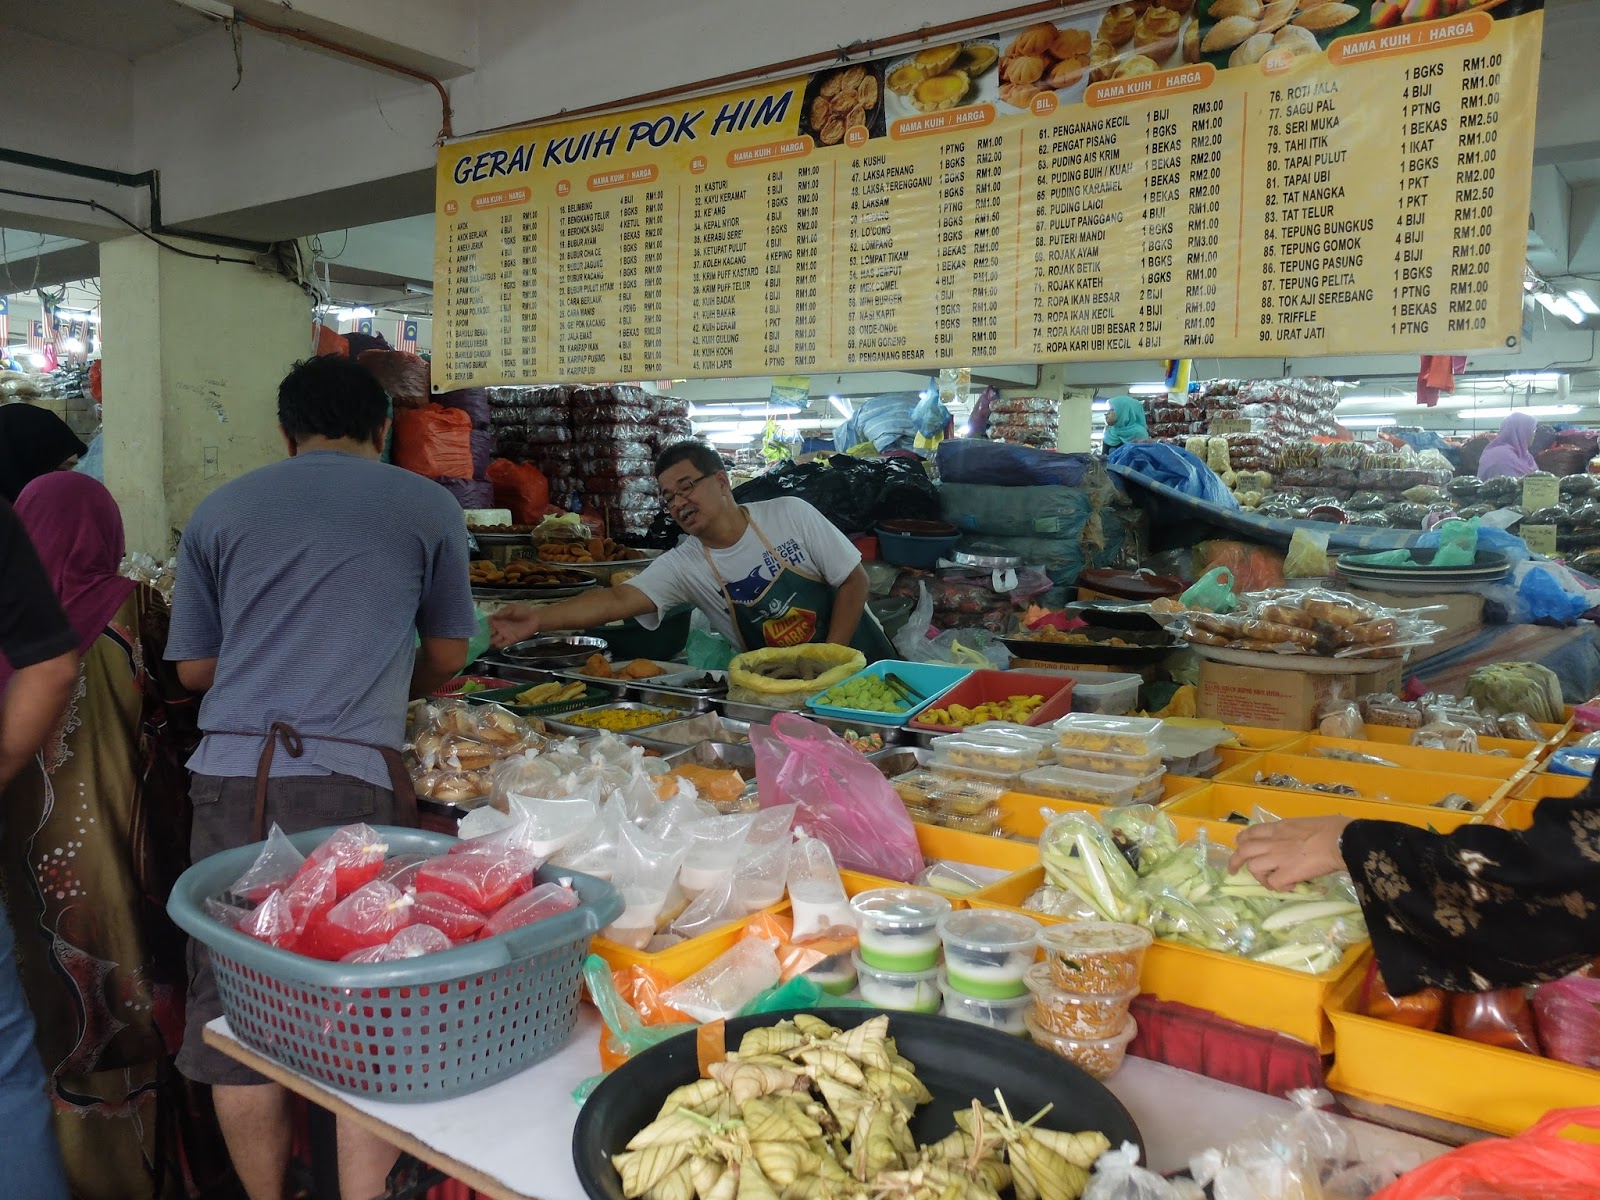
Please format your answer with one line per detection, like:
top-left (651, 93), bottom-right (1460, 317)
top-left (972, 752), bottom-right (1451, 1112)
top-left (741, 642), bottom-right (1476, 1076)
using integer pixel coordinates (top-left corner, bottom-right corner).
top-left (0, 403), bottom-right (88, 502)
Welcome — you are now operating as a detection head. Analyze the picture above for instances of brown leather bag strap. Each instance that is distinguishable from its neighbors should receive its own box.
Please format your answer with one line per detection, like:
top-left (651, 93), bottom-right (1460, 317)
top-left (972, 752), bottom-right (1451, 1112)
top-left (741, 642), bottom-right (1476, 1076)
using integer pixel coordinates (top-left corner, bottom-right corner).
top-left (222, 722), bottom-right (418, 841)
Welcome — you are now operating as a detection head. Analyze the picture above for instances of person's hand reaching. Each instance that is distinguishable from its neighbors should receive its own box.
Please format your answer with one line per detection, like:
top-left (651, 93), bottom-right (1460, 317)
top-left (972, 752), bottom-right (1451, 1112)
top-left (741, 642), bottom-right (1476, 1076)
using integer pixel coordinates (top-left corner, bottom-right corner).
top-left (1229, 815), bottom-right (1354, 891)
top-left (488, 604), bottom-right (540, 649)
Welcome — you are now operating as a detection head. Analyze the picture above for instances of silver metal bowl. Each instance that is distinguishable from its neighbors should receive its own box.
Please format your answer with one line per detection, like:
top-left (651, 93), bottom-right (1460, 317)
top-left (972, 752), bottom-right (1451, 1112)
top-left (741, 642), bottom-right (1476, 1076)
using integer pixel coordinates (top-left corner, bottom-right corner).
top-left (500, 635), bottom-right (609, 669)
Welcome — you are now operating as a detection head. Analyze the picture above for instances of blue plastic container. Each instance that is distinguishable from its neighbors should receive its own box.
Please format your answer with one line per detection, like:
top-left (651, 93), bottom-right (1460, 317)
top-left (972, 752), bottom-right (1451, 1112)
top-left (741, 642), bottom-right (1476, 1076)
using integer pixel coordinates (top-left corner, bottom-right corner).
top-left (876, 522), bottom-right (960, 569)
top-left (807, 659), bottom-right (974, 727)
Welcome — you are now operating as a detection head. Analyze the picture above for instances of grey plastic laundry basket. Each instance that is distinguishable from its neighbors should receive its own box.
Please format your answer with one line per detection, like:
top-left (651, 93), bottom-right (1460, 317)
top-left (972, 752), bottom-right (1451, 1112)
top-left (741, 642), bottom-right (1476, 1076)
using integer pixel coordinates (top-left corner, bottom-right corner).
top-left (168, 826), bottom-right (622, 1102)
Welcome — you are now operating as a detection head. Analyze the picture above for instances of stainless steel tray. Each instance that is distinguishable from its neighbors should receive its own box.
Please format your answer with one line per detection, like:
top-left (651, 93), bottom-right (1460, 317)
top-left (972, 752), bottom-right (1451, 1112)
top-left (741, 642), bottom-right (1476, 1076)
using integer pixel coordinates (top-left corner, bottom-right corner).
top-left (626, 713), bottom-right (752, 751)
top-left (541, 698), bottom-right (698, 736)
top-left (655, 739), bottom-right (757, 779)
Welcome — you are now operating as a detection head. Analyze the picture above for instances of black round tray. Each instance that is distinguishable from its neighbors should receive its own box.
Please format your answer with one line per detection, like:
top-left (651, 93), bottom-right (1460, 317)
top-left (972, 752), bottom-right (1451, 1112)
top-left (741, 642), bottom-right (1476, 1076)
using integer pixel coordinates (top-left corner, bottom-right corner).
top-left (571, 1007), bottom-right (1144, 1200)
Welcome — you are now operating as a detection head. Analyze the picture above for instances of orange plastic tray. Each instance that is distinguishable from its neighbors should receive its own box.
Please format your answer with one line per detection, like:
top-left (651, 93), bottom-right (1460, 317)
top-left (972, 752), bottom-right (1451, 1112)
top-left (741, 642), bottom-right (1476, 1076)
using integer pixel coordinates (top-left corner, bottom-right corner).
top-left (1215, 753), bottom-right (1504, 812)
top-left (1164, 783), bottom-right (1483, 832)
top-left (1293, 735), bottom-right (1527, 781)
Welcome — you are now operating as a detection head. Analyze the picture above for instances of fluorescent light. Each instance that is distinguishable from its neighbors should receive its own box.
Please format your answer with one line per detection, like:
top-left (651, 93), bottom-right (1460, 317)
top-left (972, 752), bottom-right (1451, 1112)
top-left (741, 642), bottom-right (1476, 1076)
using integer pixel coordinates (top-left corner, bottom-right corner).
top-left (1338, 393), bottom-right (1416, 407)
top-left (1567, 290), bottom-right (1600, 317)
top-left (829, 395), bottom-right (852, 418)
top-left (28, 352), bottom-right (48, 369)
top-left (1505, 372), bottom-right (1563, 385)
top-left (1340, 416), bottom-right (1398, 428)
top-left (1128, 383), bottom-right (1169, 396)
top-left (1552, 296), bottom-right (1585, 323)
top-left (63, 338), bottom-right (84, 354)
top-left (1466, 405), bottom-right (1581, 419)
top-left (1091, 400), bottom-right (1111, 412)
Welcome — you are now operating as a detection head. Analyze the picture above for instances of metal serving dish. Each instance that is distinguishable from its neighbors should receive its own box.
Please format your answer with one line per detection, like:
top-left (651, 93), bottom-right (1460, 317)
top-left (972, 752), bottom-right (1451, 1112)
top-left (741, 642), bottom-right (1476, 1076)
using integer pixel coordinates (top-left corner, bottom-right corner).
top-left (623, 685), bottom-right (714, 713)
top-left (867, 745), bottom-right (932, 777)
top-left (714, 699), bottom-right (788, 724)
top-left (496, 635), bottom-right (610, 670)
top-left (541, 698), bottom-right (697, 737)
top-left (626, 713), bottom-right (752, 750)
top-left (655, 739), bottom-right (757, 779)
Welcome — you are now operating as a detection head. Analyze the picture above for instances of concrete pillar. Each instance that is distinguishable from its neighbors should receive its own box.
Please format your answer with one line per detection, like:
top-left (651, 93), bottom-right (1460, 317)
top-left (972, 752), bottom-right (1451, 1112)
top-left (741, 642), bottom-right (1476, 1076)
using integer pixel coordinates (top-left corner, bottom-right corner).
top-left (100, 235), bottom-right (310, 555)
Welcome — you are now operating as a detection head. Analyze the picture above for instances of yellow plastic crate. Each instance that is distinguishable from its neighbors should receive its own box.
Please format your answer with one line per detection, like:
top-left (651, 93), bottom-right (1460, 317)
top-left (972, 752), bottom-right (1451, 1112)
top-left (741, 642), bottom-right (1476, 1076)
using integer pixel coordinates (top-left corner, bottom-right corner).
top-left (1487, 797), bottom-right (1537, 830)
top-left (966, 863), bottom-right (1363, 1050)
top-left (996, 792), bottom-right (1245, 844)
top-left (1220, 724), bottom-right (1308, 751)
top-left (1214, 754), bottom-right (1503, 813)
top-left (1165, 783), bottom-right (1483, 832)
top-left (1325, 961), bottom-right (1600, 1135)
top-left (838, 821), bottom-right (1036, 898)
top-left (1294, 735), bottom-right (1527, 781)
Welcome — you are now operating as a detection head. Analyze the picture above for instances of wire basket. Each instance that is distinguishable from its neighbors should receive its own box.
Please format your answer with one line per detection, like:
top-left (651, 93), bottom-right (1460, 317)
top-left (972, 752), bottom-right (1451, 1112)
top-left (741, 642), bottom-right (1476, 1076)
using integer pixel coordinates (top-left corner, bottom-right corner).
top-left (168, 826), bottom-right (622, 1102)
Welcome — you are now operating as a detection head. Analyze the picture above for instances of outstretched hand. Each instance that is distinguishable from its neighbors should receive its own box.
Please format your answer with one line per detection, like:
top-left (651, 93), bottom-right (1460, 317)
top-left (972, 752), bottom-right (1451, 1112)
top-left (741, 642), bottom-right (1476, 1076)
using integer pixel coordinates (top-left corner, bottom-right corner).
top-left (488, 604), bottom-right (540, 649)
top-left (1228, 815), bottom-right (1354, 891)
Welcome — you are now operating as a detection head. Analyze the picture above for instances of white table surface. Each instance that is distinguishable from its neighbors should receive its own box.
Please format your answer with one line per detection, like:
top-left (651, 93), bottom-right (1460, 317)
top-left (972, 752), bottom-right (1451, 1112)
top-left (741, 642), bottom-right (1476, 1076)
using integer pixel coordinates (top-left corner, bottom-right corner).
top-left (207, 1012), bottom-right (1450, 1200)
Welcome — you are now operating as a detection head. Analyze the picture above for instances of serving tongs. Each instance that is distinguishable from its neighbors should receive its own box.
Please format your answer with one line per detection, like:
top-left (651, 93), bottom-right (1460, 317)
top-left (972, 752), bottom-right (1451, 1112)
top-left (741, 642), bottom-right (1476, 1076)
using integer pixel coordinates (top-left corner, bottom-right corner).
top-left (881, 673), bottom-right (926, 709)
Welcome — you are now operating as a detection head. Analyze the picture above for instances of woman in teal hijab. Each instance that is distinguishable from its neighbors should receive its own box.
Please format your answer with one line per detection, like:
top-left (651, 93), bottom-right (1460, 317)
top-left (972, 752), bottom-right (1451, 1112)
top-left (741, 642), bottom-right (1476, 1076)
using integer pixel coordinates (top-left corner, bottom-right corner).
top-left (1102, 395), bottom-right (1148, 449)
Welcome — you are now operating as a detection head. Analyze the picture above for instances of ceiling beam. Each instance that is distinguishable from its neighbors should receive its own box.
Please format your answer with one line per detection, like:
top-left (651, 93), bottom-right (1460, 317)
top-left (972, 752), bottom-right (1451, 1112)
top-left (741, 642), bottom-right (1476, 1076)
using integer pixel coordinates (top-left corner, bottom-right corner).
top-left (230, 0), bottom-right (476, 81)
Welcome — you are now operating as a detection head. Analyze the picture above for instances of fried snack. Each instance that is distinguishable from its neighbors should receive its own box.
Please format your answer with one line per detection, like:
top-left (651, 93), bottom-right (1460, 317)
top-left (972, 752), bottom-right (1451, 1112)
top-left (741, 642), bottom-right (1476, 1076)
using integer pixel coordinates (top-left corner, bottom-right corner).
top-left (1047, 57), bottom-right (1089, 88)
top-left (469, 559), bottom-right (589, 588)
top-left (1292, 2), bottom-right (1357, 32)
top-left (858, 74), bottom-right (880, 107)
top-left (580, 652), bottom-right (616, 679)
top-left (1006, 22), bottom-right (1059, 58)
top-left (998, 81), bottom-right (1044, 108)
top-left (1303, 595), bottom-right (1374, 627)
top-left (1133, 5), bottom-right (1181, 52)
top-left (1336, 617), bottom-right (1400, 646)
top-left (1258, 0), bottom-right (1297, 32)
top-left (819, 116), bottom-right (846, 145)
top-left (1089, 39), bottom-right (1122, 82)
top-left (537, 537), bottom-right (646, 564)
top-left (1208, 0), bottom-right (1262, 17)
top-left (1050, 28), bottom-right (1093, 59)
top-left (1005, 54), bottom-right (1047, 84)
top-left (1183, 19), bottom-right (1200, 62)
top-left (1273, 23), bottom-right (1321, 54)
top-left (1097, 4), bottom-right (1139, 45)
top-left (1202, 14), bottom-right (1258, 51)
top-left (1258, 603), bottom-right (1316, 629)
top-left (620, 658), bottom-right (667, 679)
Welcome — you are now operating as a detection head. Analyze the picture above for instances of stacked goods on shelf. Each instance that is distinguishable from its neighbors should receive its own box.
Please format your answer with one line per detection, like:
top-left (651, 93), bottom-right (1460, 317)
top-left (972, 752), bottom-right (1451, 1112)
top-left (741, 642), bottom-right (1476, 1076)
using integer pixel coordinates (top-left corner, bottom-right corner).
top-left (1253, 441), bottom-right (1455, 525)
top-left (1146, 393), bottom-right (1209, 439)
top-left (986, 395), bottom-right (1058, 447)
top-left (573, 385), bottom-right (659, 537)
top-left (489, 386), bottom-right (576, 506)
top-left (1196, 377), bottom-right (1342, 444)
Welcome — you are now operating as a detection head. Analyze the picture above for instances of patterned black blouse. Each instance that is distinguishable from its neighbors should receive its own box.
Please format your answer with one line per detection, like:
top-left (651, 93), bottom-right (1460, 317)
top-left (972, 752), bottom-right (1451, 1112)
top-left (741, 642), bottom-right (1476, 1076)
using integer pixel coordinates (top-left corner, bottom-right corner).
top-left (1341, 788), bottom-right (1600, 994)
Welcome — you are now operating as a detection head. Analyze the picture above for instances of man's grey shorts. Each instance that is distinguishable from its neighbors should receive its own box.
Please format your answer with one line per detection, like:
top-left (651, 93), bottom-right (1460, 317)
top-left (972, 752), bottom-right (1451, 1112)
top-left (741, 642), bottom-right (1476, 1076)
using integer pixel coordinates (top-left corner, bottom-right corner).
top-left (176, 772), bottom-right (399, 1087)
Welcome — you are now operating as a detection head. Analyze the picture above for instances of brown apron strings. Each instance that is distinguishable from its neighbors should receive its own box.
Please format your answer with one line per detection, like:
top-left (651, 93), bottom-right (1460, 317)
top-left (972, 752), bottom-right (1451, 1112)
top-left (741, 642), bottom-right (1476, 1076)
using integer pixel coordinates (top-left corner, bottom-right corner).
top-left (216, 723), bottom-right (419, 840)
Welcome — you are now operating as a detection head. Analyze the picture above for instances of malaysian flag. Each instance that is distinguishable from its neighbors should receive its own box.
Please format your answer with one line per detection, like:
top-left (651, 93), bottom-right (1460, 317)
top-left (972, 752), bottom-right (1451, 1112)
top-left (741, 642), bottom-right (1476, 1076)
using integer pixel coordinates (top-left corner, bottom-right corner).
top-left (357, 317), bottom-right (374, 337)
top-left (397, 319), bottom-right (419, 352)
top-left (27, 319), bottom-right (43, 352)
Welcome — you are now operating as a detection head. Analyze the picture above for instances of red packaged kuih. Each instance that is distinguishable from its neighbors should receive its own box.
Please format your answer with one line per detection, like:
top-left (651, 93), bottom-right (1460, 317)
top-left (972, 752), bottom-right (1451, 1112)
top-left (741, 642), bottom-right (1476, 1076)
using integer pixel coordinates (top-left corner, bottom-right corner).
top-left (341, 925), bottom-right (454, 964)
top-left (479, 881), bottom-right (580, 939)
top-left (415, 848), bottom-right (537, 913)
top-left (376, 854), bottom-right (427, 891)
top-left (282, 859), bottom-right (339, 946)
top-left (294, 824), bottom-right (390, 896)
top-left (237, 890), bottom-right (298, 948)
top-left (411, 890), bottom-right (488, 941)
top-left (297, 881), bottom-right (415, 961)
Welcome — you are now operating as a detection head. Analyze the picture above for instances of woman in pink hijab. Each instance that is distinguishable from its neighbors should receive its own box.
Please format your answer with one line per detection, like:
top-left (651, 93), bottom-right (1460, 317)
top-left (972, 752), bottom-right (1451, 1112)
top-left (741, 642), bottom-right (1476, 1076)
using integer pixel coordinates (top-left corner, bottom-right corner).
top-left (0, 473), bottom-right (210, 1198)
top-left (1477, 411), bottom-right (1542, 481)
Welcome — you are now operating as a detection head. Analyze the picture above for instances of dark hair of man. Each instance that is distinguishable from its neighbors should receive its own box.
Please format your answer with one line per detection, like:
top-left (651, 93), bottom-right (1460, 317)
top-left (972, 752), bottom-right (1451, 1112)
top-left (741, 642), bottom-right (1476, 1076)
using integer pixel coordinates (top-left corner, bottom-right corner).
top-left (654, 440), bottom-right (727, 479)
top-left (277, 355), bottom-right (390, 448)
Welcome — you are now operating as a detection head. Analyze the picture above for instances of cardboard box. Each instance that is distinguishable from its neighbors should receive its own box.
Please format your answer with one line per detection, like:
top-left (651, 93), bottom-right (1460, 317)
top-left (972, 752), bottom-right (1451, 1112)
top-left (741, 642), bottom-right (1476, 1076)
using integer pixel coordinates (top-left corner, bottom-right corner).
top-left (1346, 584), bottom-right (1485, 641)
top-left (1197, 659), bottom-right (1403, 730)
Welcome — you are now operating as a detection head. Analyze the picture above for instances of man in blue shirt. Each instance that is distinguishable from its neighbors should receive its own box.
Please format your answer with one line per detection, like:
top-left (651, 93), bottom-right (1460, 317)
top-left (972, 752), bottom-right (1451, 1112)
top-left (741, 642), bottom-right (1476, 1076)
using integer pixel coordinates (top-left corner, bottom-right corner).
top-left (167, 355), bottom-right (477, 1200)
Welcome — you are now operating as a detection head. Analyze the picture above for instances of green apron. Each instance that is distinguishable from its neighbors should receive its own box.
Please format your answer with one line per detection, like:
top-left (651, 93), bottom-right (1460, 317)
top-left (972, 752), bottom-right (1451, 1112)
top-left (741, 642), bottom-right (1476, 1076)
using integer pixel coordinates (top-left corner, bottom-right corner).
top-left (700, 509), bottom-right (896, 663)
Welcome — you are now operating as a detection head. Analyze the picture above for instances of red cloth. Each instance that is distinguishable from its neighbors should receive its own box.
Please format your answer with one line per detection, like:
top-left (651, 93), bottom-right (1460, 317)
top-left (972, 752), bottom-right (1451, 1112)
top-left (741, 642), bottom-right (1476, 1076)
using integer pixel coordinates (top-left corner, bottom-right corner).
top-left (1127, 994), bottom-right (1326, 1096)
top-left (5, 474), bottom-right (135, 689)
top-left (1416, 354), bottom-right (1468, 408)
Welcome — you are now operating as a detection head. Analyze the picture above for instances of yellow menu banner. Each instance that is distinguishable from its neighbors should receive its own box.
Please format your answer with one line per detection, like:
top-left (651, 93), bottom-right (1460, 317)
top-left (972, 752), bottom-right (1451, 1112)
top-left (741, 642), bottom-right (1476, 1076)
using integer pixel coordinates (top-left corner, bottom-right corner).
top-left (434, 0), bottom-right (1545, 388)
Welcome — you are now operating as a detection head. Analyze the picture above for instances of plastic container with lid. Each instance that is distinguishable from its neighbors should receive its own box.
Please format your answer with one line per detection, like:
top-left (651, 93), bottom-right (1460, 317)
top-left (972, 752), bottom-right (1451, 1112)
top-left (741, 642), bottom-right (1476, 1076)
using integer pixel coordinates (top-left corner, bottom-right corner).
top-left (1052, 745), bottom-right (1164, 778)
top-left (1018, 764), bottom-right (1157, 807)
top-left (890, 769), bottom-right (948, 805)
top-left (1156, 725), bottom-right (1234, 776)
top-left (1037, 922), bottom-right (1152, 994)
top-left (963, 721), bottom-right (1058, 745)
top-left (802, 951), bottom-right (858, 997)
top-left (929, 777), bottom-right (1006, 816)
top-left (929, 732), bottom-right (1049, 775)
top-left (852, 951), bottom-right (941, 1013)
top-left (1065, 671), bottom-right (1142, 716)
top-left (850, 887), bottom-right (952, 971)
top-left (938, 909), bottom-right (1040, 998)
top-left (1024, 963), bottom-right (1136, 1039)
top-left (1024, 1011), bottom-right (1138, 1079)
top-left (934, 811), bottom-right (1000, 835)
top-left (1052, 714), bottom-right (1165, 757)
top-left (938, 974), bottom-right (1032, 1035)
top-left (927, 761), bottom-right (1026, 788)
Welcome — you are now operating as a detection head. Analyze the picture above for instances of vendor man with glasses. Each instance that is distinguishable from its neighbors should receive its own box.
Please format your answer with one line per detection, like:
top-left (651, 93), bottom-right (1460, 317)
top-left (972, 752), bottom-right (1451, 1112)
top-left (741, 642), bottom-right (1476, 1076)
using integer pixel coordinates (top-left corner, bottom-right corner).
top-left (489, 441), bottom-right (894, 660)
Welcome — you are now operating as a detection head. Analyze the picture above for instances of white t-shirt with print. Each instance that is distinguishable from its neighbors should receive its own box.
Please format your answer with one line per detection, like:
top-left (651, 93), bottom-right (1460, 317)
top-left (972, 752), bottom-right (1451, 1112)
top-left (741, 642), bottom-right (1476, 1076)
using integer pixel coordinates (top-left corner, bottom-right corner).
top-left (629, 497), bottom-right (862, 646)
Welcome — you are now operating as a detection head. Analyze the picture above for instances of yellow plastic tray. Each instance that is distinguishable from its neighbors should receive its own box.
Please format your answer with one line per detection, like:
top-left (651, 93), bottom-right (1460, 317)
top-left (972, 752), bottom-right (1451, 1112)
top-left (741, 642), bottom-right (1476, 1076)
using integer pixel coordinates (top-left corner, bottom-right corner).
top-left (1325, 961), bottom-right (1600, 1135)
top-left (1508, 770), bottom-right (1588, 801)
top-left (1220, 724), bottom-right (1308, 751)
top-left (1487, 797), bottom-right (1537, 830)
top-left (1165, 784), bottom-right (1483, 832)
top-left (966, 862), bottom-right (1363, 1050)
top-left (1294, 735), bottom-right (1527, 780)
top-left (838, 821), bottom-right (1035, 897)
top-left (591, 901), bottom-right (792, 981)
top-left (996, 792), bottom-right (1245, 844)
top-left (1357, 722), bottom-right (1555, 760)
top-left (1214, 754), bottom-right (1503, 812)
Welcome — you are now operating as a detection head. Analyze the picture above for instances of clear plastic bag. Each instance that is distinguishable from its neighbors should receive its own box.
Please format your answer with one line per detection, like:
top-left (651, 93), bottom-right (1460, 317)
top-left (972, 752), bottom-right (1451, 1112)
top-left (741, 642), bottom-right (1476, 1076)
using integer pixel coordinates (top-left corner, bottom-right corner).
top-left (677, 811), bottom-right (758, 897)
top-left (237, 890), bottom-right (299, 948)
top-left (1083, 1143), bottom-right (1193, 1200)
top-left (1452, 988), bottom-right (1541, 1055)
top-left (1533, 975), bottom-right (1600, 1069)
top-left (341, 925), bottom-right (453, 963)
top-left (751, 713), bottom-right (922, 883)
top-left (1190, 1089), bottom-right (1354, 1200)
top-left (1038, 812), bottom-right (1144, 924)
top-left (1411, 722), bottom-right (1479, 754)
top-left (603, 819), bottom-right (690, 949)
top-left (295, 823), bottom-right (390, 897)
top-left (788, 832), bottom-right (854, 939)
top-left (414, 847), bottom-right (538, 913)
top-left (1318, 701), bottom-right (1363, 739)
top-left (298, 881), bottom-right (416, 961)
top-left (410, 890), bottom-right (488, 940)
top-left (660, 936), bottom-right (782, 1022)
top-left (1498, 712), bottom-right (1544, 742)
top-left (227, 823), bottom-right (305, 903)
top-left (481, 879), bottom-right (580, 938)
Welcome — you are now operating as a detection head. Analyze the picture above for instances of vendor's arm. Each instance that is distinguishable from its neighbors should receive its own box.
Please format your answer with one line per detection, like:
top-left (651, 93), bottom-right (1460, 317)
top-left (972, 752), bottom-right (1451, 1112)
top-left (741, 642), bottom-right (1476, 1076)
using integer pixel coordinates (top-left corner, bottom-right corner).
top-left (1232, 791), bottom-right (1600, 993)
top-left (489, 585), bottom-right (656, 647)
top-left (825, 564), bottom-right (871, 646)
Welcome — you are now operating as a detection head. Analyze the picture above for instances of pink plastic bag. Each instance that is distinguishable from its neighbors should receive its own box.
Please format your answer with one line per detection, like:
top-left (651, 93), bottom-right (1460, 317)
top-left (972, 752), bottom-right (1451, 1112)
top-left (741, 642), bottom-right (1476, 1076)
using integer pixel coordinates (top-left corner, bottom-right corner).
top-left (341, 925), bottom-right (454, 963)
top-left (1534, 975), bottom-right (1600, 1069)
top-left (294, 824), bottom-right (390, 897)
top-left (415, 848), bottom-right (537, 913)
top-left (751, 712), bottom-right (922, 883)
top-left (480, 880), bottom-right (579, 939)
top-left (297, 881), bottom-right (415, 961)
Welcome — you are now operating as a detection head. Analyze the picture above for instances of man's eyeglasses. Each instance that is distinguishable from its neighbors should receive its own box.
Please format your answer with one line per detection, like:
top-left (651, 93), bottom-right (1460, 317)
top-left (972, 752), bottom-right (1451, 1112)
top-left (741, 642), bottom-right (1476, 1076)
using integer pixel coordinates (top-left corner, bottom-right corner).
top-left (660, 474), bottom-right (711, 507)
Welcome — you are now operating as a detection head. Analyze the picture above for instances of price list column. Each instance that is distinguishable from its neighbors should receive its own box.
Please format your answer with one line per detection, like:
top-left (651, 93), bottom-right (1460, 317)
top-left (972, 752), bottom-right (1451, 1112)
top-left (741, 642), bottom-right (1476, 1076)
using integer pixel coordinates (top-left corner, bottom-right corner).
top-left (640, 187), bottom-right (670, 377)
top-left (1021, 113), bottom-right (1135, 358)
top-left (1386, 61), bottom-right (1452, 343)
top-left (931, 140), bottom-right (971, 361)
top-left (1174, 96), bottom-right (1237, 351)
top-left (1135, 104), bottom-right (1186, 353)
top-left (688, 176), bottom-right (753, 375)
top-left (554, 197), bottom-right (617, 380)
top-left (612, 189), bottom-right (644, 379)
top-left (511, 206), bottom-right (543, 380)
top-left (1249, 73), bottom-right (1379, 351)
top-left (967, 132), bottom-right (1008, 360)
top-left (440, 218), bottom-right (491, 384)
top-left (838, 145), bottom-right (937, 368)
top-left (792, 163), bottom-right (825, 368)
top-left (492, 208), bottom-right (519, 376)
top-left (1443, 52), bottom-right (1504, 340)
